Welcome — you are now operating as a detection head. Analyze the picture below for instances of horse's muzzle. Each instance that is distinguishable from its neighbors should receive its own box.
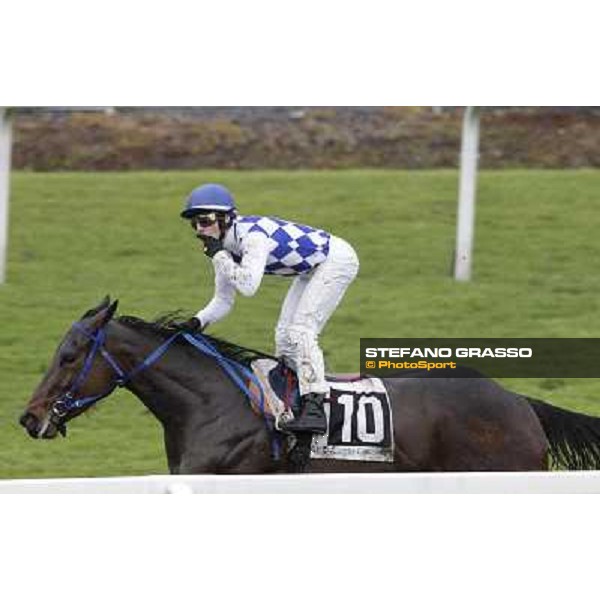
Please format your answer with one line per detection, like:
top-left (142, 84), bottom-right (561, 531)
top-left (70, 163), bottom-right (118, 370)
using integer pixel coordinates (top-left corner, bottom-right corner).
top-left (19, 411), bottom-right (64, 439)
top-left (19, 412), bottom-right (42, 438)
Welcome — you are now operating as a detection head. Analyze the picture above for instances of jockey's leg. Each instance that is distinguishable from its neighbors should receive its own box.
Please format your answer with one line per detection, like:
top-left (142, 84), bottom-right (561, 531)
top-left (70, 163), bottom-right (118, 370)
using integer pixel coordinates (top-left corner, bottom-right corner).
top-left (274, 273), bottom-right (310, 360)
top-left (279, 323), bottom-right (328, 434)
top-left (278, 236), bottom-right (359, 434)
top-left (286, 324), bottom-right (328, 397)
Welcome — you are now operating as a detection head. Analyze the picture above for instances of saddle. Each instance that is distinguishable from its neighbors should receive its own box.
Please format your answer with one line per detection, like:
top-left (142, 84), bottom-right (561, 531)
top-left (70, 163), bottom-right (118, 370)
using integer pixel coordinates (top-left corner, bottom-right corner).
top-left (248, 358), bottom-right (365, 430)
top-left (247, 359), bottom-right (391, 472)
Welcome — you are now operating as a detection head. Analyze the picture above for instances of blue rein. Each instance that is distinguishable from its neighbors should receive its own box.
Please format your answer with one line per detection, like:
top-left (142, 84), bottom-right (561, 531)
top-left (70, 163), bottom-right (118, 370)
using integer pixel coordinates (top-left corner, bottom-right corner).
top-left (54, 322), bottom-right (265, 420)
top-left (181, 333), bottom-right (265, 415)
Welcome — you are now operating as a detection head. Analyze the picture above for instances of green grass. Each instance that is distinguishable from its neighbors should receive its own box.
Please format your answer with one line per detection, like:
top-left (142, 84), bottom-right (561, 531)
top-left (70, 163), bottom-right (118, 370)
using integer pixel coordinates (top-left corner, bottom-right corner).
top-left (2, 169), bottom-right (600, 477)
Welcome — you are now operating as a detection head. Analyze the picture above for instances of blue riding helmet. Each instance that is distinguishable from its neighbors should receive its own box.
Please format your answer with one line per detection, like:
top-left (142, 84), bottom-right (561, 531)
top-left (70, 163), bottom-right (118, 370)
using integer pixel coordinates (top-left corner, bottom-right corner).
top-left (180, 184), bottom-right (237, 219)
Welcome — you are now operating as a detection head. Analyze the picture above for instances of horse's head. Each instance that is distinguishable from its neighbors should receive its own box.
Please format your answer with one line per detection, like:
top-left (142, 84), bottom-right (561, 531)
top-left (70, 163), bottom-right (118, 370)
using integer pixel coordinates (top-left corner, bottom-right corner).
top-left (19, 296), bottom-right (119, 439)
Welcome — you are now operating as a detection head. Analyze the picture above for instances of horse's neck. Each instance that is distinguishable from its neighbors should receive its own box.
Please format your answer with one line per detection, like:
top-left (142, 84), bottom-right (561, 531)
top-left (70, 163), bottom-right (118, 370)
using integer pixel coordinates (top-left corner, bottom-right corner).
top-left (106, 323), bottom-right (273, 474)
top-left (107, 323), bottom-right (254, 428)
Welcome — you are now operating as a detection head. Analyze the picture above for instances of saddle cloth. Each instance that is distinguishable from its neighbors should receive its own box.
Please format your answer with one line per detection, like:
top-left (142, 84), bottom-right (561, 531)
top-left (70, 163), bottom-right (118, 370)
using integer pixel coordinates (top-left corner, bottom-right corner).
top-left (249, 359), bottom-right (394, 463)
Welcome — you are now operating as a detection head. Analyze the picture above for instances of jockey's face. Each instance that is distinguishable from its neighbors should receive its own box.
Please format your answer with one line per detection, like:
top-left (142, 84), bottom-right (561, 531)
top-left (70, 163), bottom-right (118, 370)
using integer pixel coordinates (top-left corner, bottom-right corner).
top-left (190, 212), bottom-right (221, 239)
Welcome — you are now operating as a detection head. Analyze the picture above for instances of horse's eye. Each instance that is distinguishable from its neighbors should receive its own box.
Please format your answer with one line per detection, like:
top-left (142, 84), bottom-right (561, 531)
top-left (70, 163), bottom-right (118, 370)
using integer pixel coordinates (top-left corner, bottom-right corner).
top-left (60, 352), bottom-right (78, 366)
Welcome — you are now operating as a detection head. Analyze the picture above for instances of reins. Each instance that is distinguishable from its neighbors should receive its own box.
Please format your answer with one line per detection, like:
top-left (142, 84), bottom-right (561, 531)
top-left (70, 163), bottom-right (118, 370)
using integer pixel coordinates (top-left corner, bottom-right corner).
top-left (181, 333), bottom-right (265, 415)
top-left (51, 321), bottom-right (265, 425)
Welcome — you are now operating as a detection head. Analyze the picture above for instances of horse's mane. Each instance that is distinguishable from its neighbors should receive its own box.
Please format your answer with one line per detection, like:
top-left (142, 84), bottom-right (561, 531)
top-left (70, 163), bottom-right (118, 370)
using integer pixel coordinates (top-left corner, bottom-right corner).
top-left (116, 313), bottom-right (275, 367)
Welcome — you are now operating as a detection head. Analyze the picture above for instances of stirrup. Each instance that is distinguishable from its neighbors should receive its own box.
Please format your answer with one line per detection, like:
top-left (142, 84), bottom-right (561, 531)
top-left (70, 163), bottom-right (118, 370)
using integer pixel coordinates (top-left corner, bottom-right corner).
top-left (275, 410), bottom-right (295, 432)
top-left (280, 393), bottom-right (327, 435)
top-left (281, 418), bottom-right (326, 435)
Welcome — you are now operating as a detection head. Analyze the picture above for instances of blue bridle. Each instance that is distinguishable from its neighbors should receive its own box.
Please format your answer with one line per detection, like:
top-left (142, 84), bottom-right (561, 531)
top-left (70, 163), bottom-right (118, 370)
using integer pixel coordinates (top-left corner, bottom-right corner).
top-left (50, 321), bottom-right (266, 425)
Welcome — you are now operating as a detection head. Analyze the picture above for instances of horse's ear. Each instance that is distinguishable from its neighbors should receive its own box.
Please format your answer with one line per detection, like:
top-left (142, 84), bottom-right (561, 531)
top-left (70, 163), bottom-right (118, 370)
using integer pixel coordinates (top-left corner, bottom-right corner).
top-left (101, 300), bottom-right (119, 325)
top-left (94, 295), bottom-right (111, 313)
top-left (86, 299), bottom-right (118, 330)
top-left (80, 296), bottom-right (111, 320)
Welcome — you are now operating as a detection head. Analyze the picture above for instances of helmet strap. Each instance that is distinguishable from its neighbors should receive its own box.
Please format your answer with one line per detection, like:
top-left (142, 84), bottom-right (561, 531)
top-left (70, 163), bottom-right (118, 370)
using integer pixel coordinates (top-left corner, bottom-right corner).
top-left (217, 212), bottom-right (235, 241)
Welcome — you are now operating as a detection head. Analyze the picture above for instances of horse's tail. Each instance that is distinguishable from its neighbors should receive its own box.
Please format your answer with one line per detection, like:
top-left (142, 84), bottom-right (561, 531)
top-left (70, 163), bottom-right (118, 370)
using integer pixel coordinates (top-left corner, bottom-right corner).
top-left (526, 397), bottom-right (600, 470)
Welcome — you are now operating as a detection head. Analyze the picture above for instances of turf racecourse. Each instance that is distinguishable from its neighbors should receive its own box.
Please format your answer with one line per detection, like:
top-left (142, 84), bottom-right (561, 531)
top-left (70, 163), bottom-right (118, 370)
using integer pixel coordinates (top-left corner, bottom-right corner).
top-left (2, 169), bottom-right (600, 478)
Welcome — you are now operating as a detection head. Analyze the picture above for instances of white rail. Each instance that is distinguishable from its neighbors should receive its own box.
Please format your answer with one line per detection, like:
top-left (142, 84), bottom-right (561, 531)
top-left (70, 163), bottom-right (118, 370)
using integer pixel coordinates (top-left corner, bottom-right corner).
top-left (1, 471), bottom-right (600, 493)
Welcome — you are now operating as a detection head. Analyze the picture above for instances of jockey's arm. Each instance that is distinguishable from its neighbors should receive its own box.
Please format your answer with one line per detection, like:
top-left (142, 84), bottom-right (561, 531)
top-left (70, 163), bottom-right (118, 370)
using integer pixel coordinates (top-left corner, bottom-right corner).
top-left (194, 269), bottom-right (236, 327)
top-left (211, 232), bottom-right (270, 297)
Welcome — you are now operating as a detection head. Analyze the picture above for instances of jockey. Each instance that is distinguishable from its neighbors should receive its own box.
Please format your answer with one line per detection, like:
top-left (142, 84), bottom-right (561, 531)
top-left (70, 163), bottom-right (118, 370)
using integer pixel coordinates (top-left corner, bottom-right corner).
top-left (179, 183), bottom-right (359, 435)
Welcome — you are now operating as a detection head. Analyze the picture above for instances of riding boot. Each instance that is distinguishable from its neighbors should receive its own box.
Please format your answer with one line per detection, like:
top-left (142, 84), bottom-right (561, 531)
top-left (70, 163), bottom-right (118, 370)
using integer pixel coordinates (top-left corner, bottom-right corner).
top-left (281, 392), bottom-right (327, 435)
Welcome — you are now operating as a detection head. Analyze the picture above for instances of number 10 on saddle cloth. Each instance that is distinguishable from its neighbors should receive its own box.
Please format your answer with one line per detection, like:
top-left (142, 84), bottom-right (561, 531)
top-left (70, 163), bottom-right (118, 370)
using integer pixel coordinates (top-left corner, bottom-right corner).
top-left (311, 378), bottom-right (394, 462)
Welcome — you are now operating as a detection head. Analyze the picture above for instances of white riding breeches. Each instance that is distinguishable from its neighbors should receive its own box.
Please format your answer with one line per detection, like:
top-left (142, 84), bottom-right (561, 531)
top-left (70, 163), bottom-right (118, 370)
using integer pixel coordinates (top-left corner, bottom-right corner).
top-left (274, 235), bottom-right (359, 396)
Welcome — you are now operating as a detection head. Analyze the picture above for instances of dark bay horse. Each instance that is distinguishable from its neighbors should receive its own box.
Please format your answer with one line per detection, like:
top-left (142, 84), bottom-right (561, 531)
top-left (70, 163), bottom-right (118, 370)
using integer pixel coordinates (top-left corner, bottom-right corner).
top-left (19, 297), bottom-right (600, 473)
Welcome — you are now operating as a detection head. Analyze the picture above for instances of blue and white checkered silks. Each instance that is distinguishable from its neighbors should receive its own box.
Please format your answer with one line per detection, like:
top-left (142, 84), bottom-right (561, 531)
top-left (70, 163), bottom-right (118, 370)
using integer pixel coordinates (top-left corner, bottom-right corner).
top-left (232, 216), bottom-right (331, 276)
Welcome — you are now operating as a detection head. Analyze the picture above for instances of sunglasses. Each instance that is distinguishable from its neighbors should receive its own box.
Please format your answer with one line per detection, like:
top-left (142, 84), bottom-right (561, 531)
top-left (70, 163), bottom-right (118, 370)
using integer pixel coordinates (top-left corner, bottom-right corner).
top-left (190, 213), bottom-right (219, 229)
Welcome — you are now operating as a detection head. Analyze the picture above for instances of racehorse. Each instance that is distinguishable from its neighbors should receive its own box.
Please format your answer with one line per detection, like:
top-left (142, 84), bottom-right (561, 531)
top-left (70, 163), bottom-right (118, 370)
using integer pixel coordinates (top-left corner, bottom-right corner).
top-left (19, 297), bottom-right (600, 473)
